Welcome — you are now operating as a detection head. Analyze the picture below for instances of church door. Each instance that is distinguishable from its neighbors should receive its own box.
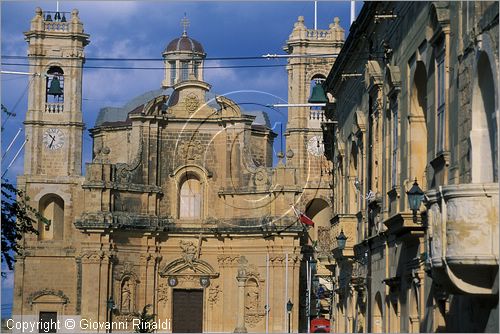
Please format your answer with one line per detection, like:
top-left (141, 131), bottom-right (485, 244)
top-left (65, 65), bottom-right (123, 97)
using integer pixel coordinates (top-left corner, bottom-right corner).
top-left (172, 289), bottom-right (203, 333)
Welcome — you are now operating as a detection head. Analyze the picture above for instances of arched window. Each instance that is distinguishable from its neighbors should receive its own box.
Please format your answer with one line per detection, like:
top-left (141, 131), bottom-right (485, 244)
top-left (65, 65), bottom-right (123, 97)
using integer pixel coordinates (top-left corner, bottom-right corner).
top-left (179, 174), bottom-right (201, 219)
top-left (409, 62), bottom-right (428, 188)
top-left (39, 194), bottom-right (64, 240)
top-left (471, 52), bottom-right (497, 183)
top-left (46, 66), bottom-right (64, 102)
top-left (310, 74), bottom-right (327, 114)
top-left (348, 141), bottom-right (359, 213)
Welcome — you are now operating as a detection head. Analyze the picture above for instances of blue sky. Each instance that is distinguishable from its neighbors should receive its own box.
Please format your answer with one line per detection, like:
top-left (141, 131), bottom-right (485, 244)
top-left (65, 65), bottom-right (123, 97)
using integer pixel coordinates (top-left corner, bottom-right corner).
top-left (1, 0), bottom-right (361, 317)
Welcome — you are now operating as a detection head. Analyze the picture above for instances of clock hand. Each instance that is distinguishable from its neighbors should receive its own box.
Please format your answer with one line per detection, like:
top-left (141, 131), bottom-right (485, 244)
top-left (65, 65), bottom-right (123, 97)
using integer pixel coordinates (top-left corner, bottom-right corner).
top-left (49, 137), bottom-right (55, 148)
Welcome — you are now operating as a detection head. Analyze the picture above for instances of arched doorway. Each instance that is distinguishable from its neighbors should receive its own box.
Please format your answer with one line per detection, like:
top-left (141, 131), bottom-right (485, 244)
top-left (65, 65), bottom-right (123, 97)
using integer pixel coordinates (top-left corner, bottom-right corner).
top-left (408, 61), bottom-right (428, 188)
top-left (305, 198), bottom-right (330, 241)
top-left (471, 51), bottom-right (498, 183)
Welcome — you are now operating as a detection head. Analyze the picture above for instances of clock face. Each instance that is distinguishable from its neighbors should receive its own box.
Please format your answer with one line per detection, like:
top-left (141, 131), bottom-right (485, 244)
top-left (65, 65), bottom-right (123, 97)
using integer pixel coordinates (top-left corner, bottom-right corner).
top-left (43, 128), bottom-right (65, 150)
top-left (307, 136), bottom-right (324, 157)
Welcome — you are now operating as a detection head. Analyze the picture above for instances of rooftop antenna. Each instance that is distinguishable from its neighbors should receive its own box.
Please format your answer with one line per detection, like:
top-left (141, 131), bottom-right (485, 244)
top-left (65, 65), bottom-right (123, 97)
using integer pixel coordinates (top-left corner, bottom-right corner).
top-left (56, 1), bottom-right (59, 12)
top-left (181, 13), bottom-right (190, 36)
top-left (314, 1), bottom-right (317, 30)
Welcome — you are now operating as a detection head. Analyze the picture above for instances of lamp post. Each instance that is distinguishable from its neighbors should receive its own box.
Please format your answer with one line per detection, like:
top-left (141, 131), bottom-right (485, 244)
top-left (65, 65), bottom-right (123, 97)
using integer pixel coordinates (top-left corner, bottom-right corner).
top-left (287, 299), bottom-right (294, 333)
top-left (106, 297), bottom-right (115, 333)
top-left (336, 229), bottom-right (347, 251)
top-left (406, 178), bottom-right (424, 223)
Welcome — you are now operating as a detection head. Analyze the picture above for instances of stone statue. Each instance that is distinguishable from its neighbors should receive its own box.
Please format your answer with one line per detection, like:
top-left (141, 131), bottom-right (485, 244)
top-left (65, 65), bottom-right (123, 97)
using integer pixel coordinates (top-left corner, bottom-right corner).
top-left (121, 279), bottom-right (131, 313)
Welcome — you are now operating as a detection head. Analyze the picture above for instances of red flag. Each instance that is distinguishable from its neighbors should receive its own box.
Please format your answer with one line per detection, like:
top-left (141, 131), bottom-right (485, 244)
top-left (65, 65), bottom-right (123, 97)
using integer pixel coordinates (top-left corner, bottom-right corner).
top-left (292, 206), bottom-right (315, 227)
top-left (299, 213), bottom-right (315, 227)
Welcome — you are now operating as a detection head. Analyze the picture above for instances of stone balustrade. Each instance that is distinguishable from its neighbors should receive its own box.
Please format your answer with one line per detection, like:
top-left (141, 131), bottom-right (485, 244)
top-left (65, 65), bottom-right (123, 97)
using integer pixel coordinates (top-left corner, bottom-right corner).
top-left (309, 110), bottom-right (325, 121)
top-left (44, 22), bottom-right (69, 31)
top-left (45, 102), bottom-right (64, 113)
top-left (306, 29), bottom-right (332, 40)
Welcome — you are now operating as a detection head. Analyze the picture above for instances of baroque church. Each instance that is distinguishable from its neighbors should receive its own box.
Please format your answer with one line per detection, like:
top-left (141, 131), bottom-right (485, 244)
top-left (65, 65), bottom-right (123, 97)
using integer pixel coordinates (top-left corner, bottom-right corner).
top-left (13, 7), bottom-right (344, 333)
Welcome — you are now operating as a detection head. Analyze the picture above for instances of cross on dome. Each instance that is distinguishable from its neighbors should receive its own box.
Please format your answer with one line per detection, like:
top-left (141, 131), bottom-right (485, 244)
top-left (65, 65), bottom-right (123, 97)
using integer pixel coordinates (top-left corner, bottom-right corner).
top-left (181, 13), bottom-right (190, 36)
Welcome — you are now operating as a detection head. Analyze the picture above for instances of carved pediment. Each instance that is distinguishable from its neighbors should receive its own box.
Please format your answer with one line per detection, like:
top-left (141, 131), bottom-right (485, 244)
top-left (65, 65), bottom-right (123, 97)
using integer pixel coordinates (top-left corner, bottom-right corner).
top-left (144, 95), bottom-right (169, 116)
top-left (215, 95), bottom-right (242, 117)
top-left (28, 289), bottom-right (69, 306)
top-left (159, 241), bottom-right (219, 278)
top-left (160, 257), bottom-right (219, 278)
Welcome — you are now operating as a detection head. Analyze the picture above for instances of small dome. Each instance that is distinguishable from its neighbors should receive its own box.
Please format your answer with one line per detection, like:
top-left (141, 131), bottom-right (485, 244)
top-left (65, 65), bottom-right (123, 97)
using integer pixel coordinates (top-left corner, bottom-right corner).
top-left (164, 35), bottom-right (205, 54)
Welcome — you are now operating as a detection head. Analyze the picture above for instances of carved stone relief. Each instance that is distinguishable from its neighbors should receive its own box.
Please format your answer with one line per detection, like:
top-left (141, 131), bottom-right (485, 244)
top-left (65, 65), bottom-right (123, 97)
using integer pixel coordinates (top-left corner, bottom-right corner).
top-left (177, 139), bottom-right (204, 161)
top-left (208, 284), bottom-right (222, 305)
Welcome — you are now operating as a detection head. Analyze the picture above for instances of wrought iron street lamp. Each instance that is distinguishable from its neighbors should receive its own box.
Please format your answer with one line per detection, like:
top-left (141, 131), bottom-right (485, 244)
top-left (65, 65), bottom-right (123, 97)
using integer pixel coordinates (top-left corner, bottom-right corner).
top-left (407, 178), bottom-right (424, 223)
top-left (336, 229), bottom-right (347, 251)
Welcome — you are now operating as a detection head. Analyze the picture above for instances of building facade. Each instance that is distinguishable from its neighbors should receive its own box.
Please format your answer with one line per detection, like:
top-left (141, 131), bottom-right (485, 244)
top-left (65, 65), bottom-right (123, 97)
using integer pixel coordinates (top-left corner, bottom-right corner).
top-left (13, 7), bottom-right (346, 333)
top-left (321, 1), bottom-right (498, 333)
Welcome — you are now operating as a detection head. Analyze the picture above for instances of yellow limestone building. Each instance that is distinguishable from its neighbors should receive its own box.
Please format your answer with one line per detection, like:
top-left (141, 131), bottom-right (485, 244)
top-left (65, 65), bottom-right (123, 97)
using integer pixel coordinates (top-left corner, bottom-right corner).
top-left (13, 7), bottom-right (344, 333)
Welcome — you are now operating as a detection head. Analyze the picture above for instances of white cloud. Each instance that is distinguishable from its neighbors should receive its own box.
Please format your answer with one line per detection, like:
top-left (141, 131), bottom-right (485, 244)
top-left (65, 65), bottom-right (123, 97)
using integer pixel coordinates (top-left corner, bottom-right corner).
top-left (204, 60), bottom-right (238, 84)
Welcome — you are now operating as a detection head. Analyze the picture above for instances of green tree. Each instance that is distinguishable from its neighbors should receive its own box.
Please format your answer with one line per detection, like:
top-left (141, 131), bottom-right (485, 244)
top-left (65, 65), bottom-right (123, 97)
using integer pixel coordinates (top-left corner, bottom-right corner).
top-left (1, 181), bottom-right (46, 275)
top-left (2, 103), bottom-right (44, 276)
top-left (134, 304), bottom-right (156, 333)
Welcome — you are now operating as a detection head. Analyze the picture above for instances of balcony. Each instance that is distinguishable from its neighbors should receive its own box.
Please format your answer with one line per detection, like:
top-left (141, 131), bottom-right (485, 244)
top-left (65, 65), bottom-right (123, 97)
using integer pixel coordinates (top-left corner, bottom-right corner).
top-left (426, 183), bottom-right (499, 294)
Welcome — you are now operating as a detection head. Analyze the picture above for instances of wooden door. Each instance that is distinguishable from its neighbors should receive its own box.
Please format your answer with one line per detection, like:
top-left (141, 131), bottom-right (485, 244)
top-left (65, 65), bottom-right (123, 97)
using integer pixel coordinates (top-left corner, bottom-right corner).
top-left (172, 289), bottom-right (203, 333)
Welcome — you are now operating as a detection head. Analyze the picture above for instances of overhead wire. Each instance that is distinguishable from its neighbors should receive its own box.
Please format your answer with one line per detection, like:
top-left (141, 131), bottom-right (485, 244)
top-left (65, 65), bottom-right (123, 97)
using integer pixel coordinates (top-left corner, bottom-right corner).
top-left (2, 53), bottom-right (350, 62)
top-left (1, 62), bottom-right (297, 70)
top-left (1, 75), bottom-right (34, 130)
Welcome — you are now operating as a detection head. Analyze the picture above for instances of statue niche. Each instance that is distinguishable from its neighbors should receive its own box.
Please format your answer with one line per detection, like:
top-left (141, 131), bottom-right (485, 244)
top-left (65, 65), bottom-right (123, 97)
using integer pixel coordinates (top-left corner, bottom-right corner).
top-left (243, 266), bottom-right (266, 328)
top-left (114, 262), bottom-right (139, 315)
top-left (120, 278), bottom-right (133, 313)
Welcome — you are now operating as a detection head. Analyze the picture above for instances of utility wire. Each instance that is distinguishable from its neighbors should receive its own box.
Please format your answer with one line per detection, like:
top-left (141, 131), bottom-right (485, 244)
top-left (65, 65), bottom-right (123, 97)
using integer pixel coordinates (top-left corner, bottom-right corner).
top-left (2, 62), bottom-right (294, 70)
top-left (2, 53), bottom-right (344, 61)
top-left (1, 76), bottom-right (34, 130)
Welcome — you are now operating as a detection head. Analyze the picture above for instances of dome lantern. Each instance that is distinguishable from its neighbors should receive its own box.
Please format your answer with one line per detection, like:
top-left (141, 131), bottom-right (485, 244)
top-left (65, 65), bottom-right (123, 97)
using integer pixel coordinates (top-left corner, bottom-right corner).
top-left (162, 14), bottom-right (206, 88)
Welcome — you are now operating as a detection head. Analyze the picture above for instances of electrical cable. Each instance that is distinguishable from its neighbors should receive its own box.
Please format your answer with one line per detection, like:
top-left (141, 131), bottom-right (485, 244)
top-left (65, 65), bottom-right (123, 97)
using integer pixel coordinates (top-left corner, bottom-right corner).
top-left (1, 53), bottom-right (353, 62)
top-left (1, 75), bottom-right (34, 130)
top-left (1, 62), bottom-right (294, 70)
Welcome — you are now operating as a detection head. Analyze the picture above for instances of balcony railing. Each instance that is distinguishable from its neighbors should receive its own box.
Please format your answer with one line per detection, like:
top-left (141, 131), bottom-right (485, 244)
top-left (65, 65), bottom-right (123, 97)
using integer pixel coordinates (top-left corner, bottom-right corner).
top-left (306, 29), bottom-right (332, 40)
top-left (43, 11), bottom-right (70, 31)
top-left (45, 102), bottom-right (64, 113)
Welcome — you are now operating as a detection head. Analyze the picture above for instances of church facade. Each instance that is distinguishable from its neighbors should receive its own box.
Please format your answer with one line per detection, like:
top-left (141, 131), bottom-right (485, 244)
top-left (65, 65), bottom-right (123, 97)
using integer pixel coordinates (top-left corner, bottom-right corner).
top-left (13, 7), bottom-right (345, 333)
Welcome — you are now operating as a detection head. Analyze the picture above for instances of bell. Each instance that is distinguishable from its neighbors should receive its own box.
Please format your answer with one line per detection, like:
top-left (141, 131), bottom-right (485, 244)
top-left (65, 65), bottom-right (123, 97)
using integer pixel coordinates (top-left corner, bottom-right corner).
top-left (61, 14), bottom-right (67, 22)
top-left (47, 77), bottom-right (63, 96)
top-left (54, 12), bottom-right (61, 21)
top-left (45, 14), bottom-right (52, 21)
top-left (308, 83), bottom-right (328, 104)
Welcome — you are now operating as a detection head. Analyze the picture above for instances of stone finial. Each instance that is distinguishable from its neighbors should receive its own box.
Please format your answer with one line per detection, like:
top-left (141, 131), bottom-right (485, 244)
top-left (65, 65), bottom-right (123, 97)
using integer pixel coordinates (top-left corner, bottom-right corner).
top-left (71, 9), bottom-right (79, 18)
top-left (294, 15), bottom-right (306, 29)
top-left (31, 7), bottom-right (44, 30)
top-left (329, 16), bottom-right (345, 41)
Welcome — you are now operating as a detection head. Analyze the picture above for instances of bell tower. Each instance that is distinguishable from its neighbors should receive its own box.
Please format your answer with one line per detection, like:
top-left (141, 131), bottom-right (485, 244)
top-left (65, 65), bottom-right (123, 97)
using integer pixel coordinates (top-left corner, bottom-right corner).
top-left (284, 16), bottom-right (344, 187)
top-left (23, 7), bottom-right (89, 177)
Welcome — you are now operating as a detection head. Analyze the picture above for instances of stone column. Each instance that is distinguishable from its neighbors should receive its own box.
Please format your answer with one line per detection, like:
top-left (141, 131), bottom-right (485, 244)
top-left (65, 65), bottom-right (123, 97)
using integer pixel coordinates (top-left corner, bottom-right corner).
top-left (234, 256), bottom-right (248, 333)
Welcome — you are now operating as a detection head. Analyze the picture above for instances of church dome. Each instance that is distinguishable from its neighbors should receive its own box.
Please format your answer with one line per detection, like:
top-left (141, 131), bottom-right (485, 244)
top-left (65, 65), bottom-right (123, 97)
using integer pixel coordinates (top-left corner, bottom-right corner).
top-left (164, 34), bottom-right (205, 54)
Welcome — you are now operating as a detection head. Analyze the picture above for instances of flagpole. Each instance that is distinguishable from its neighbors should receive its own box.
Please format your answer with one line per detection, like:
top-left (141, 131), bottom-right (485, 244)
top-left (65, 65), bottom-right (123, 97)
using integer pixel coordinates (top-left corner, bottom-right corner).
top-left (285, 252), bottom-right (289, 331)
top-left (266, 252), bottom-right (270, 334)
top-left (306, 259), bottom-right (310, 334)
